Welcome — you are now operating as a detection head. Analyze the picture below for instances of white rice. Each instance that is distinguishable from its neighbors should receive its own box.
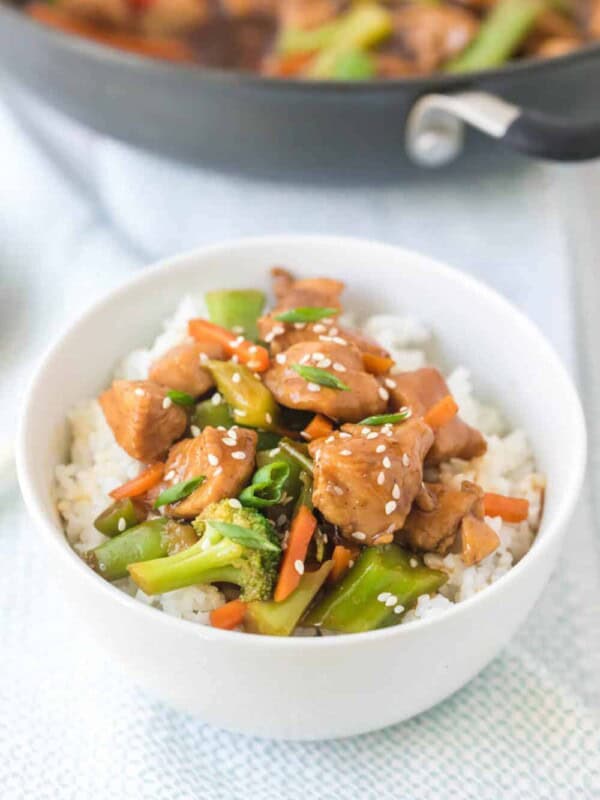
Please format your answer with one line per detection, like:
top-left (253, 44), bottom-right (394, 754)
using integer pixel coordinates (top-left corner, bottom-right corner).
top-left (55, 296), bottom-right (545, 628)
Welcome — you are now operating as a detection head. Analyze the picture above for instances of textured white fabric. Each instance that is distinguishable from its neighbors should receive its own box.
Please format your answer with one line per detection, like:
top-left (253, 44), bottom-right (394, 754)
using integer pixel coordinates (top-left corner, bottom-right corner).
top-left (0, 91), bottom-right (599, 799)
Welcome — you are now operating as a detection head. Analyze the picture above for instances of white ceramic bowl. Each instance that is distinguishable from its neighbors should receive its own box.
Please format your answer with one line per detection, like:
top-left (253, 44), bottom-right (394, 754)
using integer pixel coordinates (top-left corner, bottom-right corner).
top-left (17, 236), bottom-right (586, 740)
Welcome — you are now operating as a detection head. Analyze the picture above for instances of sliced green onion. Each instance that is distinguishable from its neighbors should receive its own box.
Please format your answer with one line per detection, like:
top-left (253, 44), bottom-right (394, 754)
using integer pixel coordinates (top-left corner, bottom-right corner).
top-left (205, 520), bottom-right (280, 552)
top-left (239, 461), bottom-right (291, 509)
top-left (359, 409), bottom-right (412, 426)
top-left (154, 477), bottom-right (205, 509)
top-left (275, 307), bottom-right (339, 324)
top-left (166, 389), bottom-right (196, 407)
top-left (291, 364), bottom-right (350, 391)
top-left (279, 439), bottom-right (315, 476)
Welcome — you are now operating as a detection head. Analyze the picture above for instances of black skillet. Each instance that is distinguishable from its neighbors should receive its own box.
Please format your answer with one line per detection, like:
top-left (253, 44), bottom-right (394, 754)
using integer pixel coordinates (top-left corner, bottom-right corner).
top-left (1, 1), bottom-right (600, 178)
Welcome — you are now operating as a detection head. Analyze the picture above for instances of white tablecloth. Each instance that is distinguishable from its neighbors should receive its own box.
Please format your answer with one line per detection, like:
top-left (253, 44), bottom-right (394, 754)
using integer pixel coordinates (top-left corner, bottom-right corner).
top-left (0, 89), bottom-right (598, 799)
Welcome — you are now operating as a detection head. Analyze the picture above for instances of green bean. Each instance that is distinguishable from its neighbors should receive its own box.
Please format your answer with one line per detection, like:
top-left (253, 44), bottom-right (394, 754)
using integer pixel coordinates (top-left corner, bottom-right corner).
top-left (93, 498), bottom-right (145, 537)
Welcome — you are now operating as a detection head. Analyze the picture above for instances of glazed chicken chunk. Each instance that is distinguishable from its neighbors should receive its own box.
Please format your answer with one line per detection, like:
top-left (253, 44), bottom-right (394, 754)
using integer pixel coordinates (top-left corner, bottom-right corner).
top-left (402, 480), bottom-right (500, 564)
top-left (149, 340), bottom-right (225, 398)
top-left (264, 340), bottom-right (387, 422)
top-left (258, 267), bottom-right (388, 356)
top-left (389, 367), bottom-right (487, 465)
top-left (161, 426), bottom-right (257, 518)
top-left (308, 418), bottom-right (434, 545)
top-left (99, 380), bottom-right (187, 462)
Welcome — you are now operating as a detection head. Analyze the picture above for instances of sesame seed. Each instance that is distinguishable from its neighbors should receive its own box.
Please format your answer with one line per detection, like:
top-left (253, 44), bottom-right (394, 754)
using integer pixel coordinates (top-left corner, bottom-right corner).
top-left (211, 393), bottom-right (222, 406)
top-left (165, 470), bottom-right (175, 481)
top-left (340, 449), bottom-right (352, 456)
top-left (236, 410), bottom-right (247, 417)
top-left (378, 387), bottom-right (389, 402)
top-left (273, 326), bottom-right (285, 337)
top-left (248, 345), bottom-right (257, 354)
top-left (392, 484), bottom-right (400, 500)
top-left (228, 499), bottom-right (242, 510)
top-left (275, 353), bottom-right (287, 365)
top-left (367, 432), bottom-right (379, 440)
top-left (322, 318), bottom-right (334, 325)
top-left (312, 324), bottom-right (326, 333)
top-left (319, 335), bottom-right (334, 343)
top-left (294, 323), bottom-right (306, 330)
top-left (294, 559), bottom-right (305, 575)
top-left (385, 378), bottom-right (397, 389)
top-left (223, 437), bottom-right (236, 446)
top-left (134, 387), bottom-right (145, 397)
top-left (230, 354), bottom-right (240, 364)
top-left (162, 397), bottom-right (172, 409)
top-left (213, 466), bottom-right (223, 476)
top-left (333, 485), bottom-right (344, 496)
top-left (232, 325), bottom-right (244, 335)
top-left (339, 432), bottom-right (352, 439)
top-left (264, 331), bottom-right (275, 343)
top-left (378, 592), bottom-right (391, 602)
top-left (232, 451), bottom-right (247, 460)
top-left (230, 335), bottom-right (245, 348)
top-left (382, 456), bottom-right (392, 469)
top-left (312, 352), bottom-right (325, 361)
top-left (410, 558), bottom-right (418, 568)
top-left (333, 337), bottom-right (347, 346)
top-left (300, 354), bottom-right (311, 365)
top-left (232, 372), bottom-right (241, 384)
top-left (328, 327), bottom-right (339, 336)
top-left (199, 352), bottom-right (209, 364)
top-left (352, 531), bottom-right (367, 541)
top-left (265, 413), bottom-right (273, 424)
top-left (317, 358), bottom-right (332, 368)
top-left (385, 500), bottom-right (397, 515)
top-left (393, 605), bottom-right (405, 615)
top-left (277, 514), bottom-right (287, 526)
top-left (307, 382), bottom-right (321, 393)
top-left (208, 454), bottom-right (219, 466)
top-left (191, 425), bottom-right (201, 437)
top-left (376, 444), bottom-right (386, 453)
top-left (377, 471), bottom-right (385, 486)
top-left (325, 436), bottom-right (335, 444)
top-left (402, 453), bottom-right (410, 467)
top-left (332, 362), bottom-right (346, 373)
top-left (117, 517), bottom-right (126, 532)
top-left (348, 560), bottom-right (355, 568)
top-left (385, 595), bottom-right (398, 607)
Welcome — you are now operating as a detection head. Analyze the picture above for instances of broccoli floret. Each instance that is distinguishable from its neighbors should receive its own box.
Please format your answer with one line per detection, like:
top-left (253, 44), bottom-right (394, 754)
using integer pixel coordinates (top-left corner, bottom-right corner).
top-left (128, 500), bottom-right (281, 601)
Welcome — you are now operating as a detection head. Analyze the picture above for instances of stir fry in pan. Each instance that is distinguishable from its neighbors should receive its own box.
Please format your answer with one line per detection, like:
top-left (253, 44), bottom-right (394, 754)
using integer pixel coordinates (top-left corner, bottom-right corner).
top-left (22, 0), bottom-right (600, 78)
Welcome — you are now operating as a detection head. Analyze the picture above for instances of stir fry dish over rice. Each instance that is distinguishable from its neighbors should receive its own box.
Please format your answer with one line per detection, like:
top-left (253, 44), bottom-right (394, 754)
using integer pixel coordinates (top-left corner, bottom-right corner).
top-left (56, 267), bottom-right (545, 635)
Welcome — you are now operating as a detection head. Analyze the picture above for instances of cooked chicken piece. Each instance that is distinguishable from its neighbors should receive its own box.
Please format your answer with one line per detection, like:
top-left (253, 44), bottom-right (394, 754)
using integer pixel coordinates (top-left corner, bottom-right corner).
top-left (264, 340), bottom-right (387, 422)
top-left (99, 380), bottom-right (187, 462)
top-left (279, 0), bottom-right (339, 29)
top-left (258, 316), bottom-right (389, 357)
top-left (59, 0), bottom-right (132, 27)
top-left (162, 426), bottom-right (257, 518)
top-left (139, 0), bottom-right (210, 35)
top-left (529, 36), bottom-right (582, 58)
top-left (309, 418), bottom-right (434, 545)
top-left (220, 0), bottom-right (276, 17)
top-left (149, 341), bottom-right (225, 398)
top-left (388, 367), bottom-right (486, 465)
top-left (271, 267), bottom-right (344, 312)
top-left (390, 5), bottom-right (479, 73)
top-left (401, 480), bottom-right (500, 564)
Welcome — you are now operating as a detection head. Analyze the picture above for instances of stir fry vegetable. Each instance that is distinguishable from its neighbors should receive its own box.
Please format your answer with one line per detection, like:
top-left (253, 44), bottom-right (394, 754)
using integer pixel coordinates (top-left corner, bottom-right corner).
top-left (305, 545), bottom-right (447, 633)
top-left (94, 497), bottom-right (145, 537)
top-left (274, 505), bottom-right (318, 601)
top-left (207, 361), bottom-right (279, 429)
top-left (206, 289), bottom-right (266, 342)
top-left (189, 319), bottom-right (270, 372)
top-left (239, 461), bottom-right (291, 508)
top-left (109, 462), bottom-right (164, 500)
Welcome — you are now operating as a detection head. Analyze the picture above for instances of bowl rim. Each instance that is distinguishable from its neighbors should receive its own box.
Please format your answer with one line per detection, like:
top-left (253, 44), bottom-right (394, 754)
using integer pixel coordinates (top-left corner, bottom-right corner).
top-left (16, 234), bottom-right (587, 649)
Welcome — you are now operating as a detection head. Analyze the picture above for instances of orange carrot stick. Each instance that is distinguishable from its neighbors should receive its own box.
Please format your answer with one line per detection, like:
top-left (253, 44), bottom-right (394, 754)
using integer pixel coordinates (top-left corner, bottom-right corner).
top-left (483, 493), bottom-right (530, 523)
top-left (328, 545), bottom-right (354, 584)
top-left (362, 353), bottom-right (395, 376)
top-left (109, 462), bottom-right (165, 500)
top-left (274, 505), bottom-right (317, 602)
top-left (26, 4), bottom-right (195, 63)
top-left (265, 51), bottom-right (315, 77)
top-left (210, 599), bottom-right (248, 630)
top-left (302, 414), bottom-right (334, 441)
top-left (424, 395), bottom-right (459, 429)
top-left (188, 319), bottom-right (270, 372)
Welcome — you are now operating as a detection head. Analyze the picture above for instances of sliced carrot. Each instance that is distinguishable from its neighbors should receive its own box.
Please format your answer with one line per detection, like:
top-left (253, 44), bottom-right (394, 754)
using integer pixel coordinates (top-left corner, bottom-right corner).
top-left (328, 545), bottom-right (354, 584)
top-left (302, 413), bottom-right (334, 441)
top-left (266, 51), bottom-right (315, 77)
top-left (210, 599), bottom-right (248, 631)
top-left (26, 3), bottom-right (194, 62)
top-left (483, 493), bottom-right (530, 523)
top-left (362, 353), bottom-right (395, 376)
top-left (424, 394), bottom-right (459, 429)
top-left (188, 319), bottom-right (270, 372)
top-left (274, 505), bottom-right (317, 602)
top-left (109, 462), bottom-right (165, 500)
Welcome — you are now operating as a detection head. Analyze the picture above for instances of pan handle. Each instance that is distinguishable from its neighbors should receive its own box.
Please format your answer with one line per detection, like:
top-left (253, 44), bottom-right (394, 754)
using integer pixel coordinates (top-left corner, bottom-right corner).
top-left (405, 90), bottom-right (600, 167)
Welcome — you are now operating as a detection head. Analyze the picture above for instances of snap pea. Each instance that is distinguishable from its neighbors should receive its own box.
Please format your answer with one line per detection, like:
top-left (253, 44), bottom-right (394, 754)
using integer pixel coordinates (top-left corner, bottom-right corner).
top-left (207, 361), bottom-right (279, 430)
